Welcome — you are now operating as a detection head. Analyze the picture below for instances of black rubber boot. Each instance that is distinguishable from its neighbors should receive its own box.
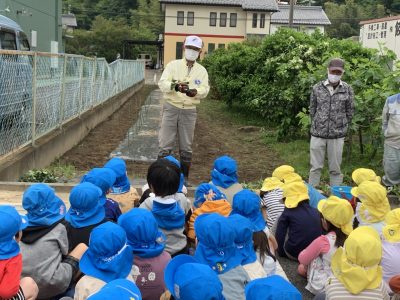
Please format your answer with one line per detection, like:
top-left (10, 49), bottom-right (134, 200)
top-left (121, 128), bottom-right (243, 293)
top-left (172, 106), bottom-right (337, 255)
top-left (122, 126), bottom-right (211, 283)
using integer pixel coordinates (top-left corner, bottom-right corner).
top-left (180, 161), bottom-right (192, 187)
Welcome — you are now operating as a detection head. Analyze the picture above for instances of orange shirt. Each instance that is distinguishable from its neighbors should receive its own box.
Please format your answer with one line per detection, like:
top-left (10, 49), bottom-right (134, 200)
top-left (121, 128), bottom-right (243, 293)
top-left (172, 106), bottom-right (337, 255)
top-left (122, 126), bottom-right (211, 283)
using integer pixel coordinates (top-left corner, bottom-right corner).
top-left (187, 200), bottom-right (232, 240)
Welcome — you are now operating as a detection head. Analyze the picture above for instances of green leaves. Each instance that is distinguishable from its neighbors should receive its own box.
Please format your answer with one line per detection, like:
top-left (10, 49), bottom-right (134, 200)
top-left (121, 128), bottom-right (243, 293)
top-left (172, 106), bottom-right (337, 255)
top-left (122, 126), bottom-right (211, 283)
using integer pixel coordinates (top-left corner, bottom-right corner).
top-left (204, 29), bottom-right (400, 154)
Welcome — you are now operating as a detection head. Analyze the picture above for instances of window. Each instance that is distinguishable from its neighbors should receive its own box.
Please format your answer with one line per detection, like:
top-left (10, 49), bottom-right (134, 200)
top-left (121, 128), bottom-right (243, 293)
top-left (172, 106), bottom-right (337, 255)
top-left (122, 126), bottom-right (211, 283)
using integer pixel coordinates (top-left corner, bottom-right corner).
top-left (260, 13), bottom-right (265, 28)
top-left (377, 23), bottom-right (380, 30)
top-left (230, 13), bottom-right (237, 27)
top-left (252, 13), bottom-right (258, 28)
top-left (220, 13), bottom-right (227, 27)
top-left (177, 11), bottom-right (184, 25)
top-left (208, 43), bottom-right (215, 54)
top-left (18, 32), bottom-right (30, 51)
top-left (0, 30), bottom-right (17, 50)
top-left (218, 44), bottom-right (225, 49)
top-left (210, 12), bottom-right (217, 26)
top-left (176, 42), bottom-right (183, 59)
top-left (187, 11), bottom-right (194, 26)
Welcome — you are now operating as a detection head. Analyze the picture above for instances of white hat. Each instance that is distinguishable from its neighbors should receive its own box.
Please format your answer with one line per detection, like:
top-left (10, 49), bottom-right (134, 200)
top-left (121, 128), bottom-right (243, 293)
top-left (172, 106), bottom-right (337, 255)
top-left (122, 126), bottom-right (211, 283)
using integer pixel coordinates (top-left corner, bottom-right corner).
top-left (184, 35), bottom-right (203, 49)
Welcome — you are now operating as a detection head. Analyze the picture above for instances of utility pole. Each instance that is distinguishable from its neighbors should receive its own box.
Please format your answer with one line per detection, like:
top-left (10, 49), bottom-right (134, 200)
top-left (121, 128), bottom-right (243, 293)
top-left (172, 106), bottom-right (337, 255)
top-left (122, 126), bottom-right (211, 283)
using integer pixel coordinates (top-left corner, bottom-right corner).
top-left (289, 0), bottom-right (294, 28)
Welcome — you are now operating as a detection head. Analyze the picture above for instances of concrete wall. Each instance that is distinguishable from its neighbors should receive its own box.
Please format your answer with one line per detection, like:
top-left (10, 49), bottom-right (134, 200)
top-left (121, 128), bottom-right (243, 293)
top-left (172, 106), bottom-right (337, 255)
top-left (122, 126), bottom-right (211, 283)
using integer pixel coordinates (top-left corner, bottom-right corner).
top-left (0, 81), bottom-right (144, 181)
top-left (0, 0), bottom-right (63, 52)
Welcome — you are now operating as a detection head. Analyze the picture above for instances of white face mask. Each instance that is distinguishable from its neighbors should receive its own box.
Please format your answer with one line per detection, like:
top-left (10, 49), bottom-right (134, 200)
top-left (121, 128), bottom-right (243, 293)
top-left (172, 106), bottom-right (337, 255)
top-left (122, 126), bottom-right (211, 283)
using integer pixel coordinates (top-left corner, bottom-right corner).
top-left (185, 49), bottom-right (200, 61)
top-left (328, 73), bottom-right (342, 84)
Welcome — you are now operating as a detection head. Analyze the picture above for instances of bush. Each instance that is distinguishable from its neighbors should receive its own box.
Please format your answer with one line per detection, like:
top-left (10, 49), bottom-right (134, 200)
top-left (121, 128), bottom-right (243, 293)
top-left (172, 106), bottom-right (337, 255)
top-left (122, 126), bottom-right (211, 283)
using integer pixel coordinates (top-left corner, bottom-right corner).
top-left (19, 169), bottom-right (58, 183)
top-left (202, 29), bottom-right (400, 156)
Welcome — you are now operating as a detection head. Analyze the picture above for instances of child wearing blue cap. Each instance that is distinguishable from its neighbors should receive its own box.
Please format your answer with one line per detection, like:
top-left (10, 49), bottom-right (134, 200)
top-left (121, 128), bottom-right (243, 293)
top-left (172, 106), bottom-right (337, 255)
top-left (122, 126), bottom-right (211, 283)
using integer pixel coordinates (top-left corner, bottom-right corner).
top-left (229, 214), bottom-right (266, 280)
top-left (140, 159), bottom-right (191, 256)
top-left (187, 183), bottom-right (231, 241)
top-left (75, 222), bottom-right (134, 300)
top-left (245, 275), bottom-right (302, 300)
top-left (118, 208), bottom-right (171, 300)
top-left (0, 205), bottom-right (38, 300)
top-left (194, 213), bottom-right (250, 300)
top-left (64, 182), bottom-right (109, 252)
top-left (81, 167), bottom-right (122, 222)
top-left (232, 189), bottom-right (287, 279)
top-left (210, 155), bottom-right (243, 204)
top-left (104, 157), bottom-right (140, 213)
top-left (20, 184), bottom-right (87, 299)
top-left (163, 254), bottom-right (225, 300)
top-left (88, 279), bottom-right (142, 300)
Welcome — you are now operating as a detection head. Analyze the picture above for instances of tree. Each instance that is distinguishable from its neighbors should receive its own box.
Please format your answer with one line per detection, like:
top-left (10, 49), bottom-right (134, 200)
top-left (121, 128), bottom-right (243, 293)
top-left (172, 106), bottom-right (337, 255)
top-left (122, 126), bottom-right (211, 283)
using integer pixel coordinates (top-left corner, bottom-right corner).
top-left (130, 0), bottom-right (164, 36)
top-left (324, 0), bottom-right (386, 38)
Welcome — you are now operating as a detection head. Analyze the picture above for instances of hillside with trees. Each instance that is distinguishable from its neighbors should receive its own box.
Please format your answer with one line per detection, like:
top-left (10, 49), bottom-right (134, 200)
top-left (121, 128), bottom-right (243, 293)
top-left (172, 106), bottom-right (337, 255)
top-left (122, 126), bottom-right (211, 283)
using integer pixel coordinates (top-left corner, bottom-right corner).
top-left (64, 0), bottom-right (163, 62)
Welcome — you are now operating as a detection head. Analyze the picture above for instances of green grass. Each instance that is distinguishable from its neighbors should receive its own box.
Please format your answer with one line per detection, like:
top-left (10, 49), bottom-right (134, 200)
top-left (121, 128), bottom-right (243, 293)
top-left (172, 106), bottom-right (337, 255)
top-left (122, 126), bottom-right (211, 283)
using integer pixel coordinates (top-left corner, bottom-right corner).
top-left (200, 97), bottom-right (385, 189)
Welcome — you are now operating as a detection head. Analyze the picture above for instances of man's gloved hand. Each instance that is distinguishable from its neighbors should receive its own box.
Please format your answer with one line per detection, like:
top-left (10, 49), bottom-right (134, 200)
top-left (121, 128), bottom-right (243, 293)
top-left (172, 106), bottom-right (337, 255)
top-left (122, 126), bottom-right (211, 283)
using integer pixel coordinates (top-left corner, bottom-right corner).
top-left (186, 89), bottom-right (197, 97)
top-left (175, 83), bottom-right (189, 93)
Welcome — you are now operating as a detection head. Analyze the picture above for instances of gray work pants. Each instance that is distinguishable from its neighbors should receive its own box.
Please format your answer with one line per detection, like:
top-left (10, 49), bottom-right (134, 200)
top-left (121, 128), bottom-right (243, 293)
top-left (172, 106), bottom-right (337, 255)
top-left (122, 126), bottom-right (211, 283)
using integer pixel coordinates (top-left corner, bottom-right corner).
top-left (308, 136), bottom-right (344, 187)
top-left (158, 102), bottom-right (197, 161)
top-left (382, 143), bottom-right (400, 187)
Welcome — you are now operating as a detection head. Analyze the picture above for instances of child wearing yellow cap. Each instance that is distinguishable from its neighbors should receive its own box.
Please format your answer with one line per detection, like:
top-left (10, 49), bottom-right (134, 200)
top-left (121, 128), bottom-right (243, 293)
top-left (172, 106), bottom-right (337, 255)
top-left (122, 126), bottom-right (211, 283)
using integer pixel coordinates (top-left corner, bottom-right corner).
top-left (352, 168), bottom-right (381, 186)
top-left (297, 196), bottom-right (354, 295)
top-left (324, 226), bottom-right (390, 299)
top-left (259, 177), bottom-right (285, 234)
top-left (275, 181), bottom-right (322, 260)
top-left (381, 209), bottom-right (400, 291)
top-left (351, 181), bottom-right (391, 234)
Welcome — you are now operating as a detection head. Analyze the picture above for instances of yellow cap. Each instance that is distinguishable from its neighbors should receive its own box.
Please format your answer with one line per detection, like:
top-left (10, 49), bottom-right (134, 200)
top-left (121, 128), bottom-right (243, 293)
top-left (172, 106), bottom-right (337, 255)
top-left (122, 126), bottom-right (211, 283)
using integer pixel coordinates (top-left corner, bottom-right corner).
top-left (260, 177), bottom-right (284, 192)
top-left (272, 165), bottom-right (295, 181)
top-left (283, 173), bottom-right (303, 184)
top-left (383, 208), bottom-right (400, 243)
top-left (351, 181), bottom-right (390, 223)
top-left (352, 168), bottom-right (381, 186)
top-left (331, 226), bottom-right (383, 294)
top-left (282, 181), bottom-right (309, 208)
top-left (317, 196), bottom-right (354, 235)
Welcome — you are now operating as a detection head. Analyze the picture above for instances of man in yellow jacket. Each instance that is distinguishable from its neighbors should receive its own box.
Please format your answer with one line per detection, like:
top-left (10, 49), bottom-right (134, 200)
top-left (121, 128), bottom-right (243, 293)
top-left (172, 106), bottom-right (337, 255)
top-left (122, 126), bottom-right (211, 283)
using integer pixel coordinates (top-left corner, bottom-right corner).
top-left (158, 35), bottom-right (210, 184)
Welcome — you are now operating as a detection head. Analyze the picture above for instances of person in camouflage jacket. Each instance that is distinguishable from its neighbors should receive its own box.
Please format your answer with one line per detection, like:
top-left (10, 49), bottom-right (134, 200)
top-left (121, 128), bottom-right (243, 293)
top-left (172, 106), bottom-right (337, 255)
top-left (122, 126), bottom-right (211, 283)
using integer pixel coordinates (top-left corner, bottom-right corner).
top-left (308, 58), bottom-right (355, 187)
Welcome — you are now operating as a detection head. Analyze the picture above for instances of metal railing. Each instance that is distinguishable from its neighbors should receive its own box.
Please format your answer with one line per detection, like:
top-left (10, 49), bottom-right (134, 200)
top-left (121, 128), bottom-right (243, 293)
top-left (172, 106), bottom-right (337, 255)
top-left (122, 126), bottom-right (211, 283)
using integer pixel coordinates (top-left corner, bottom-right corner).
top-left (0, 50), bottom-right (145, 156)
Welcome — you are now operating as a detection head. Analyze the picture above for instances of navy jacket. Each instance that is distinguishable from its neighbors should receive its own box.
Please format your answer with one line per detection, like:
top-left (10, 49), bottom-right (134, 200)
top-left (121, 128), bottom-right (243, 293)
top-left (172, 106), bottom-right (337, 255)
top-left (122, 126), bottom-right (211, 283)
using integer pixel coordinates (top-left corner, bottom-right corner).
top-left (276, 201), bottom-right (322, 259)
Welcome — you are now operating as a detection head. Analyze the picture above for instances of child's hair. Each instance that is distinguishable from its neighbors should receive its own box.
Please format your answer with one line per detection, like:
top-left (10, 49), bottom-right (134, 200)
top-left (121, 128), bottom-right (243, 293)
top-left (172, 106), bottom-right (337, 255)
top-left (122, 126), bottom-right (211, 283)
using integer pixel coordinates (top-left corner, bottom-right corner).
top-left (252, 231), bottom-right (276, 265)
top-left (321, 214), bottom-right (348, 248)
top-left (259, 190), bottom-right (269, 199)
top-left (147, 159), bottom-right (180, 197)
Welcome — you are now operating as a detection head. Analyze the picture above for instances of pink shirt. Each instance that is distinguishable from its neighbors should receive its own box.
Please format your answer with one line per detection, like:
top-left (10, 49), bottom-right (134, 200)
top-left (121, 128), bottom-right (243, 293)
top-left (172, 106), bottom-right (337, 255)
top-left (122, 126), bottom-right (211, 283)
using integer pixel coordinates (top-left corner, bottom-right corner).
top-left (133, 251), bottom-right (171, 300)
top-left (298, 233), bottom-right (334, 266)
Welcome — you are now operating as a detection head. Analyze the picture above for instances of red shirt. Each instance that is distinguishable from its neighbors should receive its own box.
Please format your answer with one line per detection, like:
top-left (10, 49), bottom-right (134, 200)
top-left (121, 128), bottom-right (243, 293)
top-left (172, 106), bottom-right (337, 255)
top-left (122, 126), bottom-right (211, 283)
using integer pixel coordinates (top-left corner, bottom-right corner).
top-left (0, 254), bottom-right (22, 299)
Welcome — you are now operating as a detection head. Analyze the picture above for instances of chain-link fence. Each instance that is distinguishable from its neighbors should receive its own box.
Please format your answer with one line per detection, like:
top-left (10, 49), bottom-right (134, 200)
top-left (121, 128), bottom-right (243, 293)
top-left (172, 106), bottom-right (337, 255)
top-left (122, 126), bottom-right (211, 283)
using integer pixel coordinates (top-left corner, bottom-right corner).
top-left (0, 50), bottom-right (145, 156)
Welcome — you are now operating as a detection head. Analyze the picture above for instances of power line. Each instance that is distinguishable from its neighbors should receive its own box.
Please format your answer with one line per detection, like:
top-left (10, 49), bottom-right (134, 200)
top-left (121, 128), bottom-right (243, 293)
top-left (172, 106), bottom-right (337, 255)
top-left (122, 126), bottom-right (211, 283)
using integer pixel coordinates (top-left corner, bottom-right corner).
top-left (12, 0), bottom-right (56, 18)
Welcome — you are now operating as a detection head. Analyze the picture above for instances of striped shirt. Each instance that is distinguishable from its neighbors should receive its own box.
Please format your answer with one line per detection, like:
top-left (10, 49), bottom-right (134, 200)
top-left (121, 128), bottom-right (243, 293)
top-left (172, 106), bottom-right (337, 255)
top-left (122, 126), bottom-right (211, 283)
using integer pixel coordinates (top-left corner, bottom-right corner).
top-left (261, 189), bottom-right (285, 229)
top-left (9, 287), bottom-right (25, 300)
top-left (325, 277), bottom-right (390, 300)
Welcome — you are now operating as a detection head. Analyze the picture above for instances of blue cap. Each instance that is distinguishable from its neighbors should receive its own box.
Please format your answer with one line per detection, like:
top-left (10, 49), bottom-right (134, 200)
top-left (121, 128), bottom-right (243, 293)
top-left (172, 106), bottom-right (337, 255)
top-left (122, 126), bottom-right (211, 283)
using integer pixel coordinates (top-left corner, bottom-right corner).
top-left (229, 214), bottom-right (257, 265)
top-left (66, 182), bottom-right (105, 229)
top-left (151, 200), bottom-right (185, 230)
top-left (0, 205), bottom-right (26, 259)
top-left (164, 255), bottom-right (225, 300)
top-left (245, 275), bottom-right (302, 300)
top-left (118, 208), bottom-right (166, 258)
top-left (104, 158), bottom-right (131, 194)
top-left (81, 168), bottom-right (117, 204)
top-left (80, 222), bottom-right (133, 283)
top-left (211, 156), bottom-right (239, 189)
top-left (194, 183), bottom-right (227, 208)
top-left (231, 189), bottom-right (265, 231)
top-left (164, 155), bottom-right (184, 193)
top-left (22, 183), bottom-right (66, 227)
top-left (88, 279), bottom-right (142, 300)
top-left (194, 213), bottom-right (242, 274)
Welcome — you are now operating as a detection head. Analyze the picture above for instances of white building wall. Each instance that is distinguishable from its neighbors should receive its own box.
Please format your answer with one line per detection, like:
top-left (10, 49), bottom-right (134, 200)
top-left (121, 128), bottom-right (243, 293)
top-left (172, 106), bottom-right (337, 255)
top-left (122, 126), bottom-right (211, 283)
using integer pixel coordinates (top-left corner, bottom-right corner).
top-left (270, 23), bottom-right (325, 34)
top-left (360, 18), bottom-right (400, 60)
